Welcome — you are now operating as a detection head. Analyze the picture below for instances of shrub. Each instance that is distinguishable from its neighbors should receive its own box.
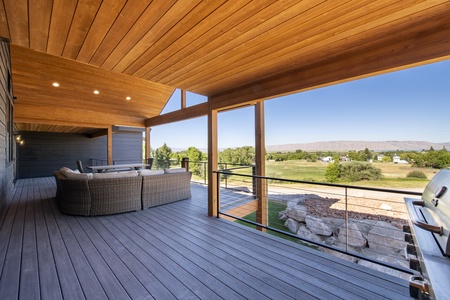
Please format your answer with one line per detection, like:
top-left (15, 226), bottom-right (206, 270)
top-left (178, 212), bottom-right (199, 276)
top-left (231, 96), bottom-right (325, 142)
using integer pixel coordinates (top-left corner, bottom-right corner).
top-left (339, 161), bottom-right (383, 182)
top-left (406, 170), bottom-right (427, 179)
top-left (325, 161), bottom-right (340, 182)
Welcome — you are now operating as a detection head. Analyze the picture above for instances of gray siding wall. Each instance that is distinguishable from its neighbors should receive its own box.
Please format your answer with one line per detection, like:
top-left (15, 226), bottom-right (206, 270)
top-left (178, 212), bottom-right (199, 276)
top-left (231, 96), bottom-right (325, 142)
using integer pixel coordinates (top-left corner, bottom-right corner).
top-left (0, 38), bottom-right (15, 214)
top-left (17, 131), bottom-right (142, 178)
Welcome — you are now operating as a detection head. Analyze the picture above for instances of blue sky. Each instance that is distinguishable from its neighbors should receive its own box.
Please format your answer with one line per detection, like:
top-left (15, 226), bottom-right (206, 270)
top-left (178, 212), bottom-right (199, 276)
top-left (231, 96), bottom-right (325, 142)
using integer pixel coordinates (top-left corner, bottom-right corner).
top-left (151, 59), bottom-right (450, 150)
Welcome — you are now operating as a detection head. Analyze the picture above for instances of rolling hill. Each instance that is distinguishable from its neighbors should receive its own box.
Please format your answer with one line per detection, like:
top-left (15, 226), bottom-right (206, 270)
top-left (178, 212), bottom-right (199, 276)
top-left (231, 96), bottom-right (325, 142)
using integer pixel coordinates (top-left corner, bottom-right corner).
top-left (266, 141), bottom-right (450, 152)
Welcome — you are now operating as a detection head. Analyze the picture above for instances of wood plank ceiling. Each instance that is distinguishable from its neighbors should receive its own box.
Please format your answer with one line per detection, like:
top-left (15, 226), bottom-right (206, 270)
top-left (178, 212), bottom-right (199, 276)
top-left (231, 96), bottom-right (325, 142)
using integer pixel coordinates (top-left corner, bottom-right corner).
top-left (1, 0), bottom-right (450, 133)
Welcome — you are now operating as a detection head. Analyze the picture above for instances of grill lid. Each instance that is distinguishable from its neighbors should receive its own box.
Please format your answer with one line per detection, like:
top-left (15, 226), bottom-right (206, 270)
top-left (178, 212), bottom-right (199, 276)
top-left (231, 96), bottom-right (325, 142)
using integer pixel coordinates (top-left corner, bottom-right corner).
top-left (419, 168), bottom-right (450, 256)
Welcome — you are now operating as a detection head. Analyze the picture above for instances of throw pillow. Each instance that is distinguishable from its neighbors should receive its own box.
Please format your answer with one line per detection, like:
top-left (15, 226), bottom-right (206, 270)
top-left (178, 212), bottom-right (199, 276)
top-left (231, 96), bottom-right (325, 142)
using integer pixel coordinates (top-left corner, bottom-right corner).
top-left (93, 171), bottom-right (138, 179)
top-left (138, 169), bottom-right (164, 176)
top-left (164, 168), bottom-right (186, 174)
top-left (63, 172), bottom-right (93, 180)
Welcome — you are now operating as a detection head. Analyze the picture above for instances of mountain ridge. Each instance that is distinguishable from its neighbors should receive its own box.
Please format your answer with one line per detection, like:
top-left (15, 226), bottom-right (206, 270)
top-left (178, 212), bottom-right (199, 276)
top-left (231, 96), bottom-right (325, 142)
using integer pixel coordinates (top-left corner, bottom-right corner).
top-left (266, 140), bottom-right (450, 152)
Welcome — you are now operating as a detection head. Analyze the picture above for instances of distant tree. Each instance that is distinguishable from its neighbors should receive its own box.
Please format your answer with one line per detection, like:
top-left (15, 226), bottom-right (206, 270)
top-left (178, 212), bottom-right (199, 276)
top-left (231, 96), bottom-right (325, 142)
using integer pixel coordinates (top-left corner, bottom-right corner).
top-left (186, 147), bottom-right (204, 175)
top-left (325, 161), bottom-right (340, 182)
top-left (382, 156), bottom-right (392, 163)
top-left (219, 146), bottom-right (255, 165)
top-left (154, 143), bottom-right (172, 169)
top-left (364, 148), bottom-right (373, 161)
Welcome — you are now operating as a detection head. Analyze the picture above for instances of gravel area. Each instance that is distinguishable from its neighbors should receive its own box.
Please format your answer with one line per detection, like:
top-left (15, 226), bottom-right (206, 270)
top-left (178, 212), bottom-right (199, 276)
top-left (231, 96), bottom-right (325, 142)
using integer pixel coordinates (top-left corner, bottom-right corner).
top-left (269, 188), bottom-right (414, 227)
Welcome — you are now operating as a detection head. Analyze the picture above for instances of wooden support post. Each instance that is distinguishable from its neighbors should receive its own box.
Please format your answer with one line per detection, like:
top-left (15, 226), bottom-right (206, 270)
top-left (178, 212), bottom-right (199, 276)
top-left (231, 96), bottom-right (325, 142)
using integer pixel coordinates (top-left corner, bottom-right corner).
top-left (208, 106), bottom-right (218, 217)
top-left (255, 102), bottom-right (267, 231)
top-left (181, 89), bottom-right (186, 109)
top-left (145, 127), bottom-right (151, 161)
top-left (181, 157), bottom-right (190, 171)
top-left (107, 126), bottom-right (113, 165)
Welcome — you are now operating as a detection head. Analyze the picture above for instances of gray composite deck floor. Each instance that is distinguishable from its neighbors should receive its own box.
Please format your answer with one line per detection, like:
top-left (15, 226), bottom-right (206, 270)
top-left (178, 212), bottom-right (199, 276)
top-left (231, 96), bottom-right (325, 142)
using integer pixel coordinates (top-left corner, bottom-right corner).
top-left (0, 177), bottom-right (411, 299)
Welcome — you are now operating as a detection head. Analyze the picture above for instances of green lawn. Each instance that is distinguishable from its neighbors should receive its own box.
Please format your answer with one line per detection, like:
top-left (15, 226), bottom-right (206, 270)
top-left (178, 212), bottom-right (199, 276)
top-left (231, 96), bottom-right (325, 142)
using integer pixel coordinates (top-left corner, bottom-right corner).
top-left (235, 201), bottom-right (315, 247)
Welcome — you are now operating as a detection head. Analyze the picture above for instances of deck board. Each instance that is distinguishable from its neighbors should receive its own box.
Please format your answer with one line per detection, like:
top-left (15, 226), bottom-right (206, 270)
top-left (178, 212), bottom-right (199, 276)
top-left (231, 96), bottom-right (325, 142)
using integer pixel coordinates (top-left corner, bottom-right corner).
top-left (0, 177), bottom-right (411, 299)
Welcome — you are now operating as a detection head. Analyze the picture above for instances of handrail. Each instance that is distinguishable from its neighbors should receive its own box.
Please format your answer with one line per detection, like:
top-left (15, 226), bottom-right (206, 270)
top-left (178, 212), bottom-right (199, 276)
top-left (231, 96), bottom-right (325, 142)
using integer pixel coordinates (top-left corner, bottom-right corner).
top-left (213, 170), bottom-right (421, 275)
top-left (213, 170), bottom-right (423, 196)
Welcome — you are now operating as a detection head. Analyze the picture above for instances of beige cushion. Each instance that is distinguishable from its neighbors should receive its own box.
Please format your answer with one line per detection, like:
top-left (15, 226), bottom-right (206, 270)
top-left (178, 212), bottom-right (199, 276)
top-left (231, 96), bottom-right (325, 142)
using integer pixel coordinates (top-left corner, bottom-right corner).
top-left (63, 172), bottom-right (93, 180)
top-left (138, 169), bottom-right (164, 176)
top-left (60, 167), bottom-right (80, 173)
top-left (93, 171), bottom-right (138, 179)
top-left (164, 168), bottom-right (186, 174)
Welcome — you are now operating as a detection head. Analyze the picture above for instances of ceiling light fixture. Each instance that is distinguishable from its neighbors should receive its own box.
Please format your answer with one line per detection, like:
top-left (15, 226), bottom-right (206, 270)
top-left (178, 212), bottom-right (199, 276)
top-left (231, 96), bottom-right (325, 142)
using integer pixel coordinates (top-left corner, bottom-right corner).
top-left (93, 90), bottom-right (100, 94)
top-left (52, 82), bottom-right (60, 87)
top-left (126, 96), bottom-right (131, 101)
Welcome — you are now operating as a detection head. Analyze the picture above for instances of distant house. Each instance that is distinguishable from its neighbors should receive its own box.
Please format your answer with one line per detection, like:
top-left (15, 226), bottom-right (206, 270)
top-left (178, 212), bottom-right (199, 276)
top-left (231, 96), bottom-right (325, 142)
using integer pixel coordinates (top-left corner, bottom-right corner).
top-left (393, 155), bottom-right (408, 164)
top-left (322, 156), bottom-right (334, 163)
top-left (377, 154), bottom-right (385, 161)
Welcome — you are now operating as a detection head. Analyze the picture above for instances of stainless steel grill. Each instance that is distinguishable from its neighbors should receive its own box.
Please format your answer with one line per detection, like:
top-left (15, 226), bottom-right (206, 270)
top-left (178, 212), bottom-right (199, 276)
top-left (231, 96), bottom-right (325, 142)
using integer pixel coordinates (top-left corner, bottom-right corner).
top-left (404, 168), bottom-right (450, 299)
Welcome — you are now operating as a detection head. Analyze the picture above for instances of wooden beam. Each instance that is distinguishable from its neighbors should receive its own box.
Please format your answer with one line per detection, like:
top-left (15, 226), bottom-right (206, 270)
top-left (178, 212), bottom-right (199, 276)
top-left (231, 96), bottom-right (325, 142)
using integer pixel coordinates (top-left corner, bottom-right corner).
top-left (255, 102), bottom-right (267, 231)
top-left (145, 102), bottom-right (208, 127)
top-left (207, 105), bottom-right (218, 217)
top-left (210, 24), bottom-right (450, 110)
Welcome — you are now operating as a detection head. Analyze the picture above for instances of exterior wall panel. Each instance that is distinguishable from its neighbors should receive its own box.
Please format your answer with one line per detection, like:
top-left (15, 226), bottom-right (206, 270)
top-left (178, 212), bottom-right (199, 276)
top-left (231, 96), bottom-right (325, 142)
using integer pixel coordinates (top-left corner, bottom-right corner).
top-left (17, 131), bottom-right (142, 178)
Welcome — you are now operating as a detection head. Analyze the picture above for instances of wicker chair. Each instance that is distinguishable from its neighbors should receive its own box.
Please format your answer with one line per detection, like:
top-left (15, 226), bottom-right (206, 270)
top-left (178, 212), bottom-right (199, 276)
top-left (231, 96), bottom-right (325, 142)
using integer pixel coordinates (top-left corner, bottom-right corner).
top-left (141, 172), bottom-right (192, 209)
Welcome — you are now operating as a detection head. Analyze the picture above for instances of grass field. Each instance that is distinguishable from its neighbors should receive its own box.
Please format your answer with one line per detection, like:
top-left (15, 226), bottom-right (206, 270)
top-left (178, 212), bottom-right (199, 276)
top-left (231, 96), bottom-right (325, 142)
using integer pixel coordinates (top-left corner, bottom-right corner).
top-left (192, 160), bottom-right (440, 190)
top-left (264, 160), bottom-right (437, 189)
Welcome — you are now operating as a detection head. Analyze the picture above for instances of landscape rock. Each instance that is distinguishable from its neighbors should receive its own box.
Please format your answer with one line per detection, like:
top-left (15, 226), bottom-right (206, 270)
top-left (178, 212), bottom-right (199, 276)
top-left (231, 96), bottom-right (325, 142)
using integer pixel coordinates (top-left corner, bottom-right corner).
top-left (284, 205), bottom-right (307, 222)
top-left (278, 211), bottom-right (288, 221)
top-left (284, 218), bottom-right (300, 233)
top-left (321, 217), bottom-right (345, 234)
top-left (338, 222), bottom-right (367, 248)
top-left (367, 221), bottom-right (406, 254)
top-left (297, 225), bottom-right (323, 244)
top-left (359, 249), bottom-right (410, 280)
top-left (305, 215), bottom-right (333, 236)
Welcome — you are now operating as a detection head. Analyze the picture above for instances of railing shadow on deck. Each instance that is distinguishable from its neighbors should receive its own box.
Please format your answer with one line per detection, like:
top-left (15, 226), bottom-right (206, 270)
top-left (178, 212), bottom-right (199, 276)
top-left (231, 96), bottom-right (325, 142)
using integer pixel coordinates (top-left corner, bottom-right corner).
top-left (213, 170), bottom-right (423, 280)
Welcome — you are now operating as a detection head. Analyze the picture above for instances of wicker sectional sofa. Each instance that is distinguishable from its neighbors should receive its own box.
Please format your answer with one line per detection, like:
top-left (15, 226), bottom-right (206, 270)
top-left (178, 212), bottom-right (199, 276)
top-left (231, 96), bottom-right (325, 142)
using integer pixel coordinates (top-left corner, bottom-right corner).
top-left (53, 169), bottom-right (192, 216)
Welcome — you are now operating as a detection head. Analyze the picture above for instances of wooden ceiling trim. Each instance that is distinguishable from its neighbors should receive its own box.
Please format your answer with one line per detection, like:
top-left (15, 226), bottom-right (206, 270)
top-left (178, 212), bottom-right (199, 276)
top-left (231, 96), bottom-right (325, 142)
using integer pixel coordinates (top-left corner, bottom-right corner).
top-left (180, 0), bottom-right (422, 94)
top-left (3, 0), bottom-right (28, 47)
top-left (130, 0), bottom-right (228, 78)
top-left (153, 0), bottom-right (310, 85)
top-left (76, 0), bottom-right (127, 63)
top-left (15, 102), bottom-right (145, 128)
top-left (29, 0), bottom-right (52, 52)
top-left (99, 0), bottom-right (176, 70)
top-left (88, 0), bottom-right (153, 66)
top-left (0, 1), bottom-right (9, 39)
top-left (47, 0), bottom-right (78, 56)
top-left (138, 0), bottom-right (253, 81)
top-left (210, 24), bottom-right (450, 110)
top-left (14, 91), bottom-right (159, 119)
top-left (14, 117), bottom-right (109, 131)
top-left (113, 0), bottom-right (201, 74)
top-left (15, 123), bottom-right (100, 134)
top-left (62, 0), bottom-right (102, 59)
top-left (11, 45), bottom-right (174, 97)
top-left (193, 0), bottom-right (447, 96)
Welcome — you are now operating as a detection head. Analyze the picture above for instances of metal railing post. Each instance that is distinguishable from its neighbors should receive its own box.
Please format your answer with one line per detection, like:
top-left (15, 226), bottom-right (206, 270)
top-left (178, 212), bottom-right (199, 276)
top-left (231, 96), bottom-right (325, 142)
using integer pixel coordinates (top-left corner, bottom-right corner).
top-left (216, 171), bottom-right (220, 218)
top-left (345, 187), bottom-right (349, 253)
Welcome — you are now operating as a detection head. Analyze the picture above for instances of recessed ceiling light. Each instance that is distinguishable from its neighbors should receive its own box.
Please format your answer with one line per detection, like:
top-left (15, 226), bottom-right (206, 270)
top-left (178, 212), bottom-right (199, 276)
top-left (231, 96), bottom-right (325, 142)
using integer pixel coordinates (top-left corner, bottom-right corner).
top-left (93, 90), bottom-right (100, 95)
top-left (52, 82), bottom-right (60, 87)
top-left (126, 96), bottom-right (131, 101)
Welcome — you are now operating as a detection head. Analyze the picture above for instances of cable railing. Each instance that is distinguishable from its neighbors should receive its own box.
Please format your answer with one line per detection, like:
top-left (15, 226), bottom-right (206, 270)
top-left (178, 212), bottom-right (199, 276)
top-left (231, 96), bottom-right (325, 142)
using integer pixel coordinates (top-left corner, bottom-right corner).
top-left (213, 169), bottom-right (423, 279)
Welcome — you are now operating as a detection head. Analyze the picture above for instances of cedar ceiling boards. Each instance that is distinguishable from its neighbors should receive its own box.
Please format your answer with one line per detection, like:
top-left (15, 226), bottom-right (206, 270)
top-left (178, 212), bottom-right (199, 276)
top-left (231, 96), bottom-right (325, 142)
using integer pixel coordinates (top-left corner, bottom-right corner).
top-left (1, 1), bottom-right (450, 132)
